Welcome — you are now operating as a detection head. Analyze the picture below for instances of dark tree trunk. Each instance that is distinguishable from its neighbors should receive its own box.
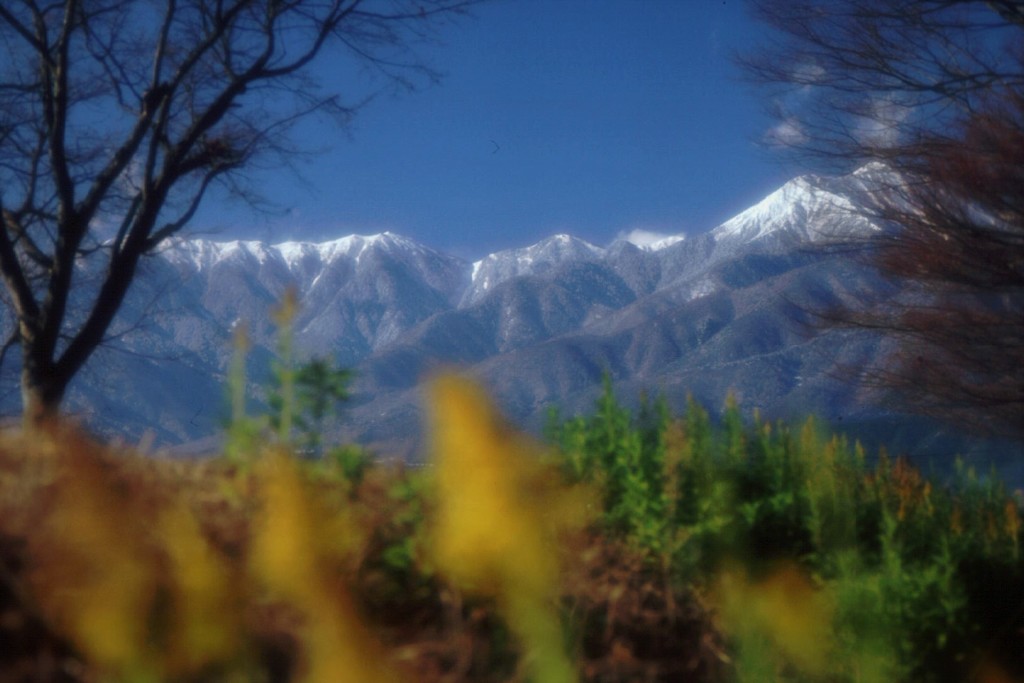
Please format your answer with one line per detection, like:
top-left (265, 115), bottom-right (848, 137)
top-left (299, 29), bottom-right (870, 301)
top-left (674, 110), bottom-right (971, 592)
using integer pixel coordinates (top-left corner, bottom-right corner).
top-left (20, 353), bottom-right (67, 428)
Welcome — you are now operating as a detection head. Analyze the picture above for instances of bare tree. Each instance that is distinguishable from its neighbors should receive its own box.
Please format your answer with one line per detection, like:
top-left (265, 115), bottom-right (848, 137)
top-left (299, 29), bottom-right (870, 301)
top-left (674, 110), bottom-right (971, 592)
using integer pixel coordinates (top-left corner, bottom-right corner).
top-left (742, 0), bottom-right (1024, 437)
top-left (0, 0), bottom-right (473, 424)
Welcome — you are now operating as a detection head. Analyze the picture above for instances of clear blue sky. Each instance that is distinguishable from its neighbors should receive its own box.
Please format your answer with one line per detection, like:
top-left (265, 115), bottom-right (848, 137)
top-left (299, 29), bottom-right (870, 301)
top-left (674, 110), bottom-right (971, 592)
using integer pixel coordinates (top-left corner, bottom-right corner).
top-left (197, 0), bottom-right (795, 259)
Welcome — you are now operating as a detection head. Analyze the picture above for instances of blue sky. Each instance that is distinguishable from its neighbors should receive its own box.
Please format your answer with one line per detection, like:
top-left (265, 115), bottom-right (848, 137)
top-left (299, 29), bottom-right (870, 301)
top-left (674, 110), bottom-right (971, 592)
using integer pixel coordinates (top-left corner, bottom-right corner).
top-left (197, 0), bottom-right (796, 258)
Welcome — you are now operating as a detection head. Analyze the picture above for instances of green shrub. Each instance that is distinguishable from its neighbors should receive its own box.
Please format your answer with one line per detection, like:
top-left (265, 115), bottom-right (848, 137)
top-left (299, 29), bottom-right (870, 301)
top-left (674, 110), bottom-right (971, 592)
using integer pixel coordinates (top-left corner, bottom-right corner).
top-left (547, 379), bottom-right (1024, 682)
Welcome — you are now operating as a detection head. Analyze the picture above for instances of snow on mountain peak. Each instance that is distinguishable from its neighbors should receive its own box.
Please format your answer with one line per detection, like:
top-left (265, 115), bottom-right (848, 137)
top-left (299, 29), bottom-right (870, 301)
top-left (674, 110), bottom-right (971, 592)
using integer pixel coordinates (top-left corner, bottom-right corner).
top-left (462, 234), bottom-right (605, 304)
top-left (272, 231), bottom-right (424, 265)
top-left (157, 231), bottom-right (445, 284)
top-left (712, 171), bottom-right (878, 244)
top-left (712, 176), bottom-right (818, 241)
top-left (471, 234), bottom-right (602, 276)
top-left (159, 237), bottom-right (273, 269)
top-left (153, 166), bottom-right (885, 316)
top-left (534, 233), bottom-right (604, 258)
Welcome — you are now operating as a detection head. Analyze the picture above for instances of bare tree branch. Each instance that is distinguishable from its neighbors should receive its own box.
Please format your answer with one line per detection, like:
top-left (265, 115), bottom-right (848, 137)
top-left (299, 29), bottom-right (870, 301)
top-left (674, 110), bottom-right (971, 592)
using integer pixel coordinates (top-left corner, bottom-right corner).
top-left (743, 0), bottom-right (1024, 437)
top-left (0, 0), bottom-right (479, 422)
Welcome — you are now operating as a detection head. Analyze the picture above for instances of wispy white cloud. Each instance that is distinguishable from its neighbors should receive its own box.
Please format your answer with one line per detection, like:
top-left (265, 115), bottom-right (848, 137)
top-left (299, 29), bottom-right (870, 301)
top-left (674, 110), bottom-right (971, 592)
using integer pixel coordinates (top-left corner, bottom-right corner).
top-left (791, 61), bottom-right (826, 87)
top-left (616, 228), bottom-right (684, 250)
top-left (853, 96), bottom-right (910, 148)
top-left (764, 117), bottom-right (807, 147)
top-left (760, 61), bottom-right (823, 148)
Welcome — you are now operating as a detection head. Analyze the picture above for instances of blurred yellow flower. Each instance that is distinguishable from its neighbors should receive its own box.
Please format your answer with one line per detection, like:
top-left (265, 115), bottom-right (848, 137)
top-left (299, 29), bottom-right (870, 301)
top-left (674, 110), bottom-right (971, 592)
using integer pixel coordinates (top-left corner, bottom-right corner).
top-left (271, 286), bottom-right (299, 328)
top-left (31, 444), bottom-right (156, 674)
top-left (250, 450), bottom-right (401, 683)
top-left (428, 374), bottom-right (589, 683)
top-left (157, 500), bottom-right (240, 672)
top-left (23, 429), bottom-right (248, 678)
top-left (715, 564), bottom-right (833, 679)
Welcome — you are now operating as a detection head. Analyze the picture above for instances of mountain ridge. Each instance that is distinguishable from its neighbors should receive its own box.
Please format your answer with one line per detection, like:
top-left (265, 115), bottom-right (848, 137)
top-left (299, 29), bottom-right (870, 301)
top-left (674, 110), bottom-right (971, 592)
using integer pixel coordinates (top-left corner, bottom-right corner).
top-left (4, 167), bottom-right (1012, 477)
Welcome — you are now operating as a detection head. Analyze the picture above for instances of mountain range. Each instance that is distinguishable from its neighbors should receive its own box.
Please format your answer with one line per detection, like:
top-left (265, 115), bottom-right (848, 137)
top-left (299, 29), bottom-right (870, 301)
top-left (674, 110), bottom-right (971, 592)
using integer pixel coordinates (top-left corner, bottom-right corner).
top-left (2, 166), bottom-right (1016, 476)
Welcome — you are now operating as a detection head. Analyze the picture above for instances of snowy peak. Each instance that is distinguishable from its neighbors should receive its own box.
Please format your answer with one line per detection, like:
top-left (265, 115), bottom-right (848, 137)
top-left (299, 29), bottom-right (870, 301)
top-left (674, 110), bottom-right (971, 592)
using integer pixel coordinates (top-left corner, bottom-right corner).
top-left (713, 176), bottom-right (819, 242)
top-left (272, 231), bottom-right (437, 266)
top-left (464, 234), bottom-right (605, 305)
top-left (519, 233), bottom-right (605, 266)
top-left (162, 231), bottom-right (450, 276)
top-left (712, 173), bottom-right (878, 245)
top-left (155, 166), bottom-right (883, 312)
top-left (159, 237), bottom-right (275, 270)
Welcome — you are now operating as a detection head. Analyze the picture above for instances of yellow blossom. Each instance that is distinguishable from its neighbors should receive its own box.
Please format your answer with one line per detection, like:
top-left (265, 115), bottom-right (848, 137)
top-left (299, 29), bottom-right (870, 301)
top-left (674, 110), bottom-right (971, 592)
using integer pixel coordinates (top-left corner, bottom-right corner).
top-left (250, 451), bottom-right (401, 683)
top-left (29, 436), bottom-right (157, 675)
top-left (715, 564), bottom-right (834, 678)
top-left (428, 374), bottom-right (588, 683)
top-left (157, 501), bottom-right (240, 672)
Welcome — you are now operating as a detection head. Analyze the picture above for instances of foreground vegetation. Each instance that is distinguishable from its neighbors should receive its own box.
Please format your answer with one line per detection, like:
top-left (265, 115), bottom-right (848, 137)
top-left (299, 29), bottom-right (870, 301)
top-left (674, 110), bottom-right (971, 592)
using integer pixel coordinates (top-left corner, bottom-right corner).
top-left (0, 376), bottom-right (1021, 682)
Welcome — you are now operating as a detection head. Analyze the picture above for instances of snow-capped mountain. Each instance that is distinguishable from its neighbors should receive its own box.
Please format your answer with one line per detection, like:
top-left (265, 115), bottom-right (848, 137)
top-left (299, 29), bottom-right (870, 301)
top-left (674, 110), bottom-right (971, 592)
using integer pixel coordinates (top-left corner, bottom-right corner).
top-left (712, 174), bottom-right (878, 245)
top-left (150, 231), bottom-right (468, 364)
top-left (1, 167), bottom-right (1008, 474)
top-left (463, 234), bottom-right (607, 305)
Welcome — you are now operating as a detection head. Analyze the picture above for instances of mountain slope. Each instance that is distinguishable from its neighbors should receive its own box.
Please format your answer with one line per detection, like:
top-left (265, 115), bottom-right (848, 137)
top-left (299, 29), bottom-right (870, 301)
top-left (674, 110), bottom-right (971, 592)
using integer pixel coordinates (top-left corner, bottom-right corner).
top-left (2, 167), bottom-right (1006, 472)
